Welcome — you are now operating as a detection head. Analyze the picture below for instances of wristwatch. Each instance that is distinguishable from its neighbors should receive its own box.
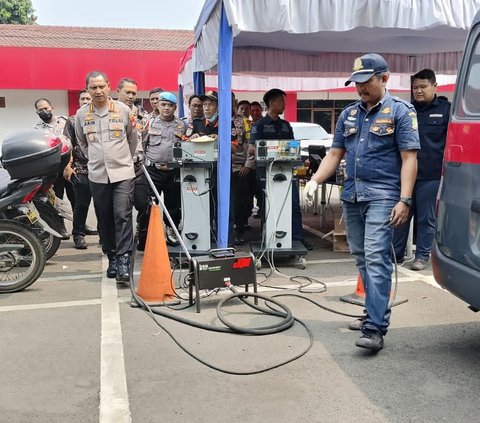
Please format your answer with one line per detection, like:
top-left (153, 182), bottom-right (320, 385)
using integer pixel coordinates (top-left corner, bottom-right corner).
top-left (399, 196), bottom-right (413, 207)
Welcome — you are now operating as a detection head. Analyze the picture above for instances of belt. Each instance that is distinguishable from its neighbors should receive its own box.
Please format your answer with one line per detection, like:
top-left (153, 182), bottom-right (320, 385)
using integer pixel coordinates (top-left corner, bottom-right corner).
top-left (150, 162), bottom-right (171, 171)
top-left (145, 158), bottom-right (172, 171)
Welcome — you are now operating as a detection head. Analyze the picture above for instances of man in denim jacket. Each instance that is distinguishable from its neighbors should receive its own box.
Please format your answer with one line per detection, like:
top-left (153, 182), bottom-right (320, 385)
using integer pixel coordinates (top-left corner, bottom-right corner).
top-left (305, 53), bottom-right (420, 351)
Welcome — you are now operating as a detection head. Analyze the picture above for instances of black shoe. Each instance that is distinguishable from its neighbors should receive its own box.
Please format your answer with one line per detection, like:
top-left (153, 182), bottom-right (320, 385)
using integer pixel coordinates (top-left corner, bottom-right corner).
top-left (165, 226), bottom-right (180, 246)
top-left (106, 256), bottom-right (117, 279)
top-left (85, 226), bottom-right (98, 236)
top-left (58, 220), bottom-right (70, 240)
top-left (355, 330), bottom-right (384, 351)
top-left (301, 239), bottom-right (314, 251)
top-left (234, 231), bottom-right (245, 245)
top-left (73, 236), bottom-right (87, 250)
top-left (116, 254), bottom-right (131, 283)
top-left (348, 317), bottom-right (364, 331)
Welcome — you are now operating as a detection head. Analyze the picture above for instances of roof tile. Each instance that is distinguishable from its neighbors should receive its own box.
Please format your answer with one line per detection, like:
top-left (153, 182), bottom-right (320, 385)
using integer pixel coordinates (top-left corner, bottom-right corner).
top-left (0, 24), bottom-right (193, 51)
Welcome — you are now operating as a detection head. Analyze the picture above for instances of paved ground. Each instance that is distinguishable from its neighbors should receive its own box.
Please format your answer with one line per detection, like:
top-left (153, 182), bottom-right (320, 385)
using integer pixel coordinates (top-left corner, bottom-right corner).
top-left (1, 196), bottom-right (479, 423)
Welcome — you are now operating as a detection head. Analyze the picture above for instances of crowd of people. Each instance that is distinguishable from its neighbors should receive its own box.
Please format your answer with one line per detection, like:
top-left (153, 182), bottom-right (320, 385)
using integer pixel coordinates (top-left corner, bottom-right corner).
top-left (33, 53), bottom-right (450, 352)
top-left (33, 72), bottom-right (312, 282)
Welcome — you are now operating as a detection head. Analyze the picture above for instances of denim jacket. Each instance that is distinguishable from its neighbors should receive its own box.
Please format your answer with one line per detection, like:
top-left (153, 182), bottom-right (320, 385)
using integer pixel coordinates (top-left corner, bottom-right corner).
top-left (332, 93), bottom-right (420, 203)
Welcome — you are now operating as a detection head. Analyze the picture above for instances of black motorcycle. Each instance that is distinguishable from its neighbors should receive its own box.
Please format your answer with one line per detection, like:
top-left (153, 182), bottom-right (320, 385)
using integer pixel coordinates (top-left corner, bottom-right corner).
top-left (0, 129), bottom-right (67, 292)
top-left (0, 175), bottom-right (47, 293)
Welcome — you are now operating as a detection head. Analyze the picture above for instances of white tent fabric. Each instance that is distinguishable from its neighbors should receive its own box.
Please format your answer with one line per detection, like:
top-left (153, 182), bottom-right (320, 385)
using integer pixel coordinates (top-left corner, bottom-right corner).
top-left (192, 0), bottom-right (480, 75)
top-left (204, 72), bottom-right (457, 92)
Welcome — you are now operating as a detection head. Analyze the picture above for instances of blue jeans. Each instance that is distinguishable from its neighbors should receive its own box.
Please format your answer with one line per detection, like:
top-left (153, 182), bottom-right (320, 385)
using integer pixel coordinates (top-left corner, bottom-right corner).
top-left (343, 199), bottom-right (396, 335)
top-left (393, 179), bottom-right (440, 261)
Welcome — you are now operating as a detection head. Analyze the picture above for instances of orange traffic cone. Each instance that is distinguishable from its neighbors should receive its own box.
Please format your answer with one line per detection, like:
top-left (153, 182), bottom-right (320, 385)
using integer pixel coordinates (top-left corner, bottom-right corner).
top-left (340, 274), bottom-right (408, 307)
top-left (340, 274), bottom-right (365, 306)
top-left (137, 204), bottom-right (176, 303)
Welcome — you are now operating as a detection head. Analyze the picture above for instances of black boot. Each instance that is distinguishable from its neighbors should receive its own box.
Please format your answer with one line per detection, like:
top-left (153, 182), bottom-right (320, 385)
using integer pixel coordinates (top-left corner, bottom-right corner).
top-left (58, 218), bottom-right (70, 240)
top-left (116, 254), bottom-right (131, 283)
top-left (73, 235), bottom-right (87, 250)
top-left (106, 255), bottom-right (117, 279)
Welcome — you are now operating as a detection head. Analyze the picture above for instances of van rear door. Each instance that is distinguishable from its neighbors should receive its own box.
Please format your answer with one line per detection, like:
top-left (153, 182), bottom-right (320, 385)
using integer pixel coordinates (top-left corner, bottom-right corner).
top-left (436, 19), bottom-right (480, 273)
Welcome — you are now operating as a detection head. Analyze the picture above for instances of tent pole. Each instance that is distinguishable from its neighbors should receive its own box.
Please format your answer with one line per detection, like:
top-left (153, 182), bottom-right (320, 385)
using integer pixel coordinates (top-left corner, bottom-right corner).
top-left (217, 1), bottom-right (233, 248)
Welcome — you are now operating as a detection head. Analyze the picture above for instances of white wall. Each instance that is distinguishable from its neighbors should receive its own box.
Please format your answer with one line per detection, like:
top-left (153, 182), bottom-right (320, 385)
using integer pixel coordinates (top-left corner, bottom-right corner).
top-left (0, 90), bottom-right (69, 143)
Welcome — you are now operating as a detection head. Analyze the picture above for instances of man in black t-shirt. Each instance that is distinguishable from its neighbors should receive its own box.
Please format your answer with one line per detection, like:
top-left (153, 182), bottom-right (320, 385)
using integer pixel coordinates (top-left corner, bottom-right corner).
top-left (248, 88), bottom-right (310, 249)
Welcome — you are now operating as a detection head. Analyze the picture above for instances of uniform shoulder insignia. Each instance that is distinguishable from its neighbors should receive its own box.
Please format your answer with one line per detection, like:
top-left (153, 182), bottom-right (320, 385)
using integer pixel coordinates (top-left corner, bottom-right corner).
top-left (344, 100), bottom-right (361, 114)
top-left (392, 96), bottom-right (414, 107)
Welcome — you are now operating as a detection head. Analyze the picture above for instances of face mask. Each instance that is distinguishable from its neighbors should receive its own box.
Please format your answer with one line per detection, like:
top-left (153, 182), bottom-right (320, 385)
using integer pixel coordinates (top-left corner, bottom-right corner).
top-left (38, 110), bottom-right (53, 123)
top-left (207, 111), bottom-right (218, 122)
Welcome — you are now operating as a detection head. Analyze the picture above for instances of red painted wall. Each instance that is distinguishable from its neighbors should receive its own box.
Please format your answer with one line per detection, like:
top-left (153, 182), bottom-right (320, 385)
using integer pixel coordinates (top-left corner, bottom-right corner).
top-left (0, 46), bottom-right (184, 91)
top-left (284, 91), bottom-right (297, 122)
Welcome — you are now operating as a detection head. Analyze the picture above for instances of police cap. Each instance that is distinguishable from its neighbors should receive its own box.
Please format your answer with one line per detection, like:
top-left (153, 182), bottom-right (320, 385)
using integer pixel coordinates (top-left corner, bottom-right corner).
top-left (200, 90), bottom-right (218, 102)
top-left (345, 53), bottom-right (389, 86)
top-left (159, 92), bottom-right (177, 104)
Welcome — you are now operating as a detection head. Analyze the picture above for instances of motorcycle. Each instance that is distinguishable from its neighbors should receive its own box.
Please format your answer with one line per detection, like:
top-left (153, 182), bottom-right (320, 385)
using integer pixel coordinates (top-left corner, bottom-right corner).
top-left (0, 129), bottom-right (67, 292)
top-left (0, 176), bottom-right (47, 293)
top-left (2, 134), bottom-right (73, 261)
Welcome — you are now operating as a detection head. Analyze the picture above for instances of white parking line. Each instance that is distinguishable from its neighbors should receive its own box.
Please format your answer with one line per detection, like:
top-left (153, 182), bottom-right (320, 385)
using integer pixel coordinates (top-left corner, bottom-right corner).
top-left (0, 299), bottom-right (102, 312)
top-left (99, 256), bottom-right (131, 423)
top-left (396, 265), bottom-right (444, 290)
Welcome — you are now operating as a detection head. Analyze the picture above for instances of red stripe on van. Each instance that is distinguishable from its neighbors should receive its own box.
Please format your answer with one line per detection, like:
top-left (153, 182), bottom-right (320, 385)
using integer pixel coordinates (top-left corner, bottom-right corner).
top-left (444, 121), bottom-right (480, 165)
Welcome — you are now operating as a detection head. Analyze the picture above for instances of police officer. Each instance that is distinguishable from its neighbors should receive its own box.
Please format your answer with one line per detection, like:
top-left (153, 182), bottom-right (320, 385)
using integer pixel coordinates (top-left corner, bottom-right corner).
top-left (182, 94), bottom-right (204, 138)
top-left (75, 70), bottom-right (137, 282)
top-left (305, 54), bottom-right (420, 351)
top-left (393, 69), bottom-right (451, 270)
top-left (192, 90), bottom-right (239, 246)
top-left (148, 87), bottom-right (163, 126)
top-left (144, 92), bottom-right (187, 245)
top-left (231, 95), bottom-right (253, 245)
top-left (63, 90), bottom-right (99, 249)
top-left (117, 77), bottom-right (150, 251)
top-left (250, 101), bottom-right (264, 124)
top-left (34, 97), bottom-right (72, 238)
top-left (248, 88), bottom-right (311, 250)
top-left (249, 101), bottom-right (264, 219)
top-left (34, 98), bottom-right (68, 137)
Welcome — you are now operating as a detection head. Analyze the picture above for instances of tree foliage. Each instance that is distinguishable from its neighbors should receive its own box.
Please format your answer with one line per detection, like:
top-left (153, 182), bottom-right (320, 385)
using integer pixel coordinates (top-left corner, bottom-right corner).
top-left (0, 0), bottom-right (37, 25)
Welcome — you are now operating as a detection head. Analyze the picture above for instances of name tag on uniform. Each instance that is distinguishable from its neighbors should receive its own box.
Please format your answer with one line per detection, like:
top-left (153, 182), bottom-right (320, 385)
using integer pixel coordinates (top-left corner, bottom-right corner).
top-left (429, 114), bottom-right (443, 117)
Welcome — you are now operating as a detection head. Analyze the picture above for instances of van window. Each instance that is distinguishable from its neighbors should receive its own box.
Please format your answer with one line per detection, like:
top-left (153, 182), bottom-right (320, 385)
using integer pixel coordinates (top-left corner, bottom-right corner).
top-left (461, 30), bottom-right (480, 116)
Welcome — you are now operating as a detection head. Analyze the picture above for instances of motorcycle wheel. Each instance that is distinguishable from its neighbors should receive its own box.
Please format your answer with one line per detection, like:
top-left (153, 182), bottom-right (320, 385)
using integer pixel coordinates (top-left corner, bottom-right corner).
top-left (34, 202), bottom-right (62, 261)
top-left (0, 220), bottom-right (46, 293)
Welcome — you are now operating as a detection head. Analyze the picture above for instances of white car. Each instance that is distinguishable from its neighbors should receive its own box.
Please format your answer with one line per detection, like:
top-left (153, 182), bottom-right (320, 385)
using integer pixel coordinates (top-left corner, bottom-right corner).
top-left (290, 122), bottom-right (333, 158)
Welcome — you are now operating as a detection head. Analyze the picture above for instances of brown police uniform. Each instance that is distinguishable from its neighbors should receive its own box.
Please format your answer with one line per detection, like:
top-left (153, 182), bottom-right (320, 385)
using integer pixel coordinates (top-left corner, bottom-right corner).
top-left (144, 116), bottom-right (187, 231)
top-left (75, 99), bottom-right (137, 264)
top-left (34, 115), bottom-right (69, 141)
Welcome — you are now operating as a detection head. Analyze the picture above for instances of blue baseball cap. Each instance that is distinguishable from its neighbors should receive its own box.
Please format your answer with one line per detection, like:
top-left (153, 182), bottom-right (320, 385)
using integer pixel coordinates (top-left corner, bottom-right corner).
top-left (345, 53), bottom-right (389, 86)
top-left (159, 92), bottom-right (177, 104)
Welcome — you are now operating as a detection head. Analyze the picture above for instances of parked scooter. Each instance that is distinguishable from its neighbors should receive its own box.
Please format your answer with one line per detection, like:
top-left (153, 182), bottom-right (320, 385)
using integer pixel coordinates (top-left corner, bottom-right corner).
top-left (0, 175), bottom-right (47, 292)
top-left (0, 130), bottom-right (67, 292)
top-left (2, 132), bottom-right (73, 261)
